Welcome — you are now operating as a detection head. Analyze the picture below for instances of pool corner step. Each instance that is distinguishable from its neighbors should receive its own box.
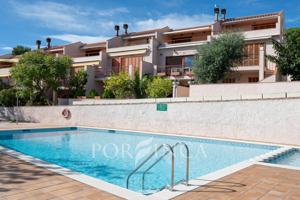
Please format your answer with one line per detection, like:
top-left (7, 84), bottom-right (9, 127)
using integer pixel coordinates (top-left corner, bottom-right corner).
top-left (254, 147), bottom-right (295, 163)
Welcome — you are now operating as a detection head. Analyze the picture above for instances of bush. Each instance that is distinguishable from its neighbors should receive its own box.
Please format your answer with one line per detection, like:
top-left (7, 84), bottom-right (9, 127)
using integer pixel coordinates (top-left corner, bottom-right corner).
top-left (146, 77), bottom-right (172, 98)
top-left (0, 88), bottom-right (17, 107)
top-left (0, 80), bottom-right (9, 91)
top-left (87, 89), bottom-right (98, 98)
top-left (102, 72), bottom-right (134, 99)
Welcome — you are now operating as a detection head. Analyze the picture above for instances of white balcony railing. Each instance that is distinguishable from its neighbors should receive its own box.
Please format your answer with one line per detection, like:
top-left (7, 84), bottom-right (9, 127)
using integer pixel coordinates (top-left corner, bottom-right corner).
top-left (73, 55), bottom-right (101, 63)
top-left (159, 40), bottom-right (209, 49)
top-left (0, 67), bottom-right (11, 76)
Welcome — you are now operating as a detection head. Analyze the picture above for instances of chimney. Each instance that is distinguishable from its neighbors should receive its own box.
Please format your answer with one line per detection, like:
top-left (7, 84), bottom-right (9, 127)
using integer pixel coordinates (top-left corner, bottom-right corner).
top-left (221, 8), bottom-right (226, 21)
top-left (36, 40), bottom-right (41, 49)
top-left (214, 5), bottom-right (220, 22)
top-left (46, 37), bottom-right (51, 48)
top-left (114, 25), bottom-right (120, 36)
top-left (123, 24), bottom-right (128, 35)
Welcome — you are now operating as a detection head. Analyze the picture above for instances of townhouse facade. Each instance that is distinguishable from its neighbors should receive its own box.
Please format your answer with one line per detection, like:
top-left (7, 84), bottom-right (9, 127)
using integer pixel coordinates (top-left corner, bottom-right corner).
top-left (0, 7), bottom-right (284, 96)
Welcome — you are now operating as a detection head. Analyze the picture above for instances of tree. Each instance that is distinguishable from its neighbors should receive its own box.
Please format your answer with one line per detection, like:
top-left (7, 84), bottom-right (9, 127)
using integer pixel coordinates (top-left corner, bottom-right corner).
top-left (69, 70), bottom-right (88, 98)
top-left (146, 77), bottom-right (172, 98)
top-left (12, 45), bottom-right (31, 56)
top-left (102, 72), bottom-right (134, 99)
top-left (193, 32), bottom-right (245, 83)
top-left (267, 28), bottom-right (300, 81)
top-left (11, 51), bottom-right (72, 105)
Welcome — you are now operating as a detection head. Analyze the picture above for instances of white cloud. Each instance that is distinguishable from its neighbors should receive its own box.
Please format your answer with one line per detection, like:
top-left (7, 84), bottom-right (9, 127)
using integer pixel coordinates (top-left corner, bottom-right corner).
top-left (134, 13), bottom-right (213, 30)
top-left (49, 34), bottom-right (109, 43)
top-left (1, 47), bottom-right (13, 51)
top-left (10, 1), bottom-right (127, 33)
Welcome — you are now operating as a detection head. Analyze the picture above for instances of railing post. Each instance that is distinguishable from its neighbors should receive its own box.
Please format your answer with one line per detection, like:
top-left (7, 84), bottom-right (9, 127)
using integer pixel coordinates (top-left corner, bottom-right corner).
top-left (170, 150), bottom-right (175, 191)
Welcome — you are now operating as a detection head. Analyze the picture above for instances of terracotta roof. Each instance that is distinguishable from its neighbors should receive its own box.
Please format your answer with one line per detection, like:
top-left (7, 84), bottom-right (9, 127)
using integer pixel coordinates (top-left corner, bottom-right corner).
top-left (0, 54), bottom-right (14, 59)
top-left (169, 24), bottom-right (211, 32)
top-left (223, 12), bottom-right (281, 24)
top-left (81, 42), bottom-right (106, 49)
top-left (125, 27), bottom-right (170, 37)
top-left (44, 45), bottom-right (64, 51)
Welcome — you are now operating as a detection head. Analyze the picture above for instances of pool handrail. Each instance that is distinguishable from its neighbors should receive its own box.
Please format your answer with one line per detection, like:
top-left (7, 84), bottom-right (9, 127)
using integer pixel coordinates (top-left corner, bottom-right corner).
top-left (126, 144), bottom-right (175, 191)
top-left (141, 142), bottom-right (190, 191)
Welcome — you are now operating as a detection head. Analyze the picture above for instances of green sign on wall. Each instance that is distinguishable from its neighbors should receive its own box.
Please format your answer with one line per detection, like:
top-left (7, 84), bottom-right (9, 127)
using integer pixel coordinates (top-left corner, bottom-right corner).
top-left (156, 103), bottom-right (168, 111)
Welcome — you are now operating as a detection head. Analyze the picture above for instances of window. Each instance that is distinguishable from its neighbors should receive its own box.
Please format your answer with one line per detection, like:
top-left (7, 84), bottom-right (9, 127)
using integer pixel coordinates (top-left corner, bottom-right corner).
top-left (166, 56), bottom-right (194, 67)
top-left (70, 67), bottom-right (84, 75)
top-left (184, 56), bottom-right (194, 68)
top-left (170, 37), bottom-right (192, 44)
top-left (241, 43), bottom-right (262, 66)
top-left (223, 78), bottom-right (236, 83)
top-left (248, 77), bottom-right (259, 83)
top-left (252, 23), bottom-right (276, 30)
top-left (85, 50), bottom-right (100, 56)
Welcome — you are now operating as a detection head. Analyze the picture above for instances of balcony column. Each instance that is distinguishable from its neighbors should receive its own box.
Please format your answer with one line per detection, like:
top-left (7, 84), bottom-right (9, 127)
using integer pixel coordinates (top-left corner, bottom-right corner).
top-left (259, 46), bottom-right (265, 81)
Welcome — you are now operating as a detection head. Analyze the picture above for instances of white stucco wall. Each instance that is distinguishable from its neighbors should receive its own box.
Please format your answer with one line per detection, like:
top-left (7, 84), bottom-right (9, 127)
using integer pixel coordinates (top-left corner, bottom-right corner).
top-left (190, 82), bottom-right (300, 98)
top-left (3, 98), bottom-right (300, 146)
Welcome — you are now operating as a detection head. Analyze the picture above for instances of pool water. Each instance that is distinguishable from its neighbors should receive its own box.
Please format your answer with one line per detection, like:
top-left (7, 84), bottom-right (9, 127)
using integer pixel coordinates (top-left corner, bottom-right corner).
top-left (265, 148), bottom-right (300, 168)
top-left (0, 127), bottom-right (278, 193)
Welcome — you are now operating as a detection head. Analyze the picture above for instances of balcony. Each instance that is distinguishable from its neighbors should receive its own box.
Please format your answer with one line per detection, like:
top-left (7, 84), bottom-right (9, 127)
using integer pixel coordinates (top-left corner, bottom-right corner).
top-left (159, 40), bottom-right (209, 49)
top-left (73, 55), bottom-right (101, 64)
top-left (0, 67), bottom-right (11, 77)
top-left (242, 28), bottom-right (280, 40)
top-left (158, 65), bottom-right (193, 78)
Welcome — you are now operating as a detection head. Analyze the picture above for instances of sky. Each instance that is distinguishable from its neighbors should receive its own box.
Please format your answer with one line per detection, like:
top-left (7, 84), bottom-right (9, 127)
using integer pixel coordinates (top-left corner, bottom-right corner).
top-left (0, 0), bottom-right (299, 55)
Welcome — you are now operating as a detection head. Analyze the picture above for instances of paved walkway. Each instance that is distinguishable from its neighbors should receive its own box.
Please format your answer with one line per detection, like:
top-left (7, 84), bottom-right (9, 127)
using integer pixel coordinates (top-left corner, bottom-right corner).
top-left (0, 153), bottom-right (122, 200)
top-left (173, 164), bottom-right (300, 200)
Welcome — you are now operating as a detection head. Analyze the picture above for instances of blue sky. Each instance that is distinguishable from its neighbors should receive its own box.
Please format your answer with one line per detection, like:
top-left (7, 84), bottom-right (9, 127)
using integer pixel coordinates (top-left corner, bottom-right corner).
top-left (0, 0), bottom-right (299, 54)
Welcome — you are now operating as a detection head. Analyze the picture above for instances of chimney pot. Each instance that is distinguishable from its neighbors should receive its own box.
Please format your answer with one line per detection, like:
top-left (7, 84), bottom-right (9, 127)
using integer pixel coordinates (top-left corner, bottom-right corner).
top-left (123, 24), bottom-right (128, 35)
top-left (114, 25), bottom-right (120, 36)
top-left (36, 40), bottom-right (41, 50)
top-left (221, 8), bottom-right (226, 21)
top-left (214, 5), bottom-right (220, 22)
top-left (46, 37), bottom-right (51, 48)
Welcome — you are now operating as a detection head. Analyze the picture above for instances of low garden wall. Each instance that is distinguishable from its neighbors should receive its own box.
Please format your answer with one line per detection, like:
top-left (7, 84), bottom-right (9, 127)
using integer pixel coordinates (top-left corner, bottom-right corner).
top-left (190, 81), bottom-right (300, 99)
top-left (1, 97), bottom-right (300, 146)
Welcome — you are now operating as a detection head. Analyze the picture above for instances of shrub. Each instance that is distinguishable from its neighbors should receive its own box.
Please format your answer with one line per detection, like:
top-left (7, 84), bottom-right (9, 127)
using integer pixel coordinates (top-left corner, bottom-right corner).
top-left (146, 77), bottom-right (172, 98)
top-left (102, 72), bottom-right (134, 99)
top-left (0, 80), bottom-right (9, 91)
top-left (87, 89), bottom-right (98, 98)
top-left (0, 88), bottom-right (17, 107)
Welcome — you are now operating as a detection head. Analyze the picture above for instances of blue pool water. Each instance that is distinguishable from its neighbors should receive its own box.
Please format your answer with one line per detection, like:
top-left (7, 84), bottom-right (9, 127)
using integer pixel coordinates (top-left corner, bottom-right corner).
top-left (265, 149), bottom-right (300, 168)
top-left (0, 127), bottom-right (278, 193)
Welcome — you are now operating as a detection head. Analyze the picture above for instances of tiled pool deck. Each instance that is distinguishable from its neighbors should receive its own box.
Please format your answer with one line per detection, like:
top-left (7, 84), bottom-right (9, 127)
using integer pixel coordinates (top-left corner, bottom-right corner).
top-left (0, 153), bottom-right (122, 200)
top-left (1, 153), bottom-right (300, 200)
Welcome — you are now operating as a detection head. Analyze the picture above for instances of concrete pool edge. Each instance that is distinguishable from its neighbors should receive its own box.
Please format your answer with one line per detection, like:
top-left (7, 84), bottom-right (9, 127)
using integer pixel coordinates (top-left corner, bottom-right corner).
top-left (0, 126), bottom-right (295, 200)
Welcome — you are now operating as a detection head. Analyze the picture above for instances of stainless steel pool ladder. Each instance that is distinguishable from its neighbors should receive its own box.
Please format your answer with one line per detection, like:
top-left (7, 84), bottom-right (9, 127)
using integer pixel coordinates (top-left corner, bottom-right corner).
top-left (126, 142), bottom-right (190, 191)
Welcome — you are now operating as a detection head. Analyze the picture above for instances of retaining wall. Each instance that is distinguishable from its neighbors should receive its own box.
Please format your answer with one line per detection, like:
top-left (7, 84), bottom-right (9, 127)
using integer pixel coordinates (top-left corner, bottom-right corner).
top-left (1, 98), bottom-right (300, 146)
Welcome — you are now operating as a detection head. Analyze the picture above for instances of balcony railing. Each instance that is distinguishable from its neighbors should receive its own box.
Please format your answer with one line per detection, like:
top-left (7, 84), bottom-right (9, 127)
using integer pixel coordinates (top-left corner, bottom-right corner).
top-left (158, 65), bottom-right (193, 77)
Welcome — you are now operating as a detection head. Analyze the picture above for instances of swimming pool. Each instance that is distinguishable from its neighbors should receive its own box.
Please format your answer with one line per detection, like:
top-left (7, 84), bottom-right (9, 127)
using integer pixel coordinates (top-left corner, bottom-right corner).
top-left (0, 127), bottom-right (278, 194)
top-left (264, 148), bottom-right (300, 168)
